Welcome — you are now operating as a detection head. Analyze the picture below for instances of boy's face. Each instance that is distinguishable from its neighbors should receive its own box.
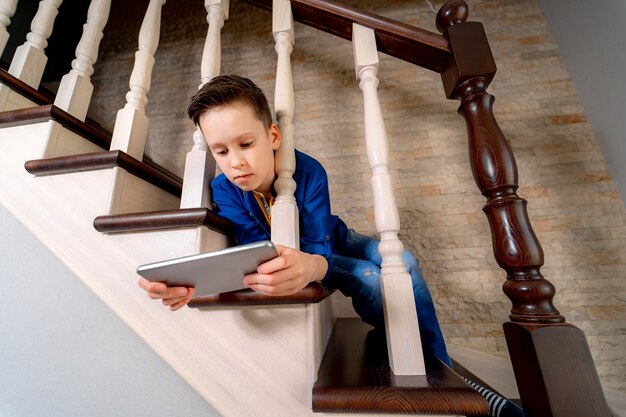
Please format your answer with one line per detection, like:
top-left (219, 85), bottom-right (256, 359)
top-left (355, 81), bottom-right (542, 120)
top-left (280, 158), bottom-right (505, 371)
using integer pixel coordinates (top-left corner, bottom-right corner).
top-left (199, 102), bottom-right (281, 196)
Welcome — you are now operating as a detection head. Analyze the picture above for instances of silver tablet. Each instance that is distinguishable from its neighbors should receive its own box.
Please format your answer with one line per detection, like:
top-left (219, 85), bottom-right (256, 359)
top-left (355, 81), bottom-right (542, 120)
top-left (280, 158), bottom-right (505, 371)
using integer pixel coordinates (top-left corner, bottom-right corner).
top-left (137, 241), bottom-right (278, 297)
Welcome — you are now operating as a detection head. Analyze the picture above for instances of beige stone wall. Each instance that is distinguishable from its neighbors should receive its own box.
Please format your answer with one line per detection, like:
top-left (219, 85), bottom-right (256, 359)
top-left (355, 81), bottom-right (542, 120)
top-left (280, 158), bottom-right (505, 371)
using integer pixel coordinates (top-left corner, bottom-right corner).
top-left (86, 0), bottom-right (626, 392)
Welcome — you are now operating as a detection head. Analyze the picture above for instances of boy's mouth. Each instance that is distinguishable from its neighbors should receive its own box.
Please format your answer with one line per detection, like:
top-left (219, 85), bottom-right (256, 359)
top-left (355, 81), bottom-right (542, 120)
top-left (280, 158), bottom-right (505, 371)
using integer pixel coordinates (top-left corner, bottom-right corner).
top-left (235, 173), bottom-right (252, 181)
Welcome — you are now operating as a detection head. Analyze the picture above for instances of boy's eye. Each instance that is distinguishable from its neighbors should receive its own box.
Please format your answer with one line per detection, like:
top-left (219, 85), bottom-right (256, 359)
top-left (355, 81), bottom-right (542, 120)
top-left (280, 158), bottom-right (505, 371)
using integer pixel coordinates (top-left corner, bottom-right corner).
top-left (214, 149), bottom-right (227, 156)
top-left (241, 141), bottom-right (253, 148)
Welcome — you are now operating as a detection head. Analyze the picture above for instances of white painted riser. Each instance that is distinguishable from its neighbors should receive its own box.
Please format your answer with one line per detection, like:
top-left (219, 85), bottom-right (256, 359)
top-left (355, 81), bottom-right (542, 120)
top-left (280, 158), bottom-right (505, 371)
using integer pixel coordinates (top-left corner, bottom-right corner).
top-left (1, 122), bottom-right (461, 416)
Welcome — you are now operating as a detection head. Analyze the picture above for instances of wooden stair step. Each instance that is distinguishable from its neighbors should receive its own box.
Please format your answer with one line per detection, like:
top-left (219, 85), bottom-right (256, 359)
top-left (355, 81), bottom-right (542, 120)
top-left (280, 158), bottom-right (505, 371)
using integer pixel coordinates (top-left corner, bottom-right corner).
top-left (94, 207), bottom-right (232, 235)
top-left (0, 68), bottom-right (110, 133)
top-left (0, 104), bottom-right (111, 149)
top-left (0, 101), bottom-right (179, 185)
top-left (24, 150), bottom-right (182, 197)
top-left (188, 282), bottom-right (334, 308)
top-left (313, 318), bottom-right (489, 415)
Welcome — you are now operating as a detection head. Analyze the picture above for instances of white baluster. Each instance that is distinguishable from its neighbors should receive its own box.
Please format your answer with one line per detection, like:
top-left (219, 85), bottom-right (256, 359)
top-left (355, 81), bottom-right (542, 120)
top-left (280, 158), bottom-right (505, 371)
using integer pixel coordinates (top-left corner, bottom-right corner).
top-left (8, 0), bottom-right (62, 89)
top-left (271, 0), bottom-right (298, 249)
top-left (54, 0), bottom-right (110, 121)
top-left (352, 23), bottom-right (425, 376)
top-left (0, 0), bottom-right (18, 56)
top-left (109, 0), bottom-right (165, 160)
top-left (180, 0), bottom-right (229, 209)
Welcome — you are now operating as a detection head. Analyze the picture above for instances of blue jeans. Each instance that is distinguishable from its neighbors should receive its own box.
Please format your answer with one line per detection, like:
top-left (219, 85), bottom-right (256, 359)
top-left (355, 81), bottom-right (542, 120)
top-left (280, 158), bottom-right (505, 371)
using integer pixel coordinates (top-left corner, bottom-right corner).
top-left (324, 229), bottom-right (451, 366)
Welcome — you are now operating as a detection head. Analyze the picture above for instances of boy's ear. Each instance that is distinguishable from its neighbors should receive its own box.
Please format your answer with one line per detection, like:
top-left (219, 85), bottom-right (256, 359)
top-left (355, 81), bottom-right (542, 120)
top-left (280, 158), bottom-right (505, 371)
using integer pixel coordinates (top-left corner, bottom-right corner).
top-left (269, 124), bottom-right (281, 150)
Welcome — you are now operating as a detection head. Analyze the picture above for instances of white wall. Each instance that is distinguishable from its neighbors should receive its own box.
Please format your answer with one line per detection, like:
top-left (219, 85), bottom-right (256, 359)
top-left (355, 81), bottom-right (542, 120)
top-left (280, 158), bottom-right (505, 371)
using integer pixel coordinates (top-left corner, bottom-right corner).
top-left (0, 204), bottom-right (221, 417)
top-left (539, 0), bottom-right (626, 206)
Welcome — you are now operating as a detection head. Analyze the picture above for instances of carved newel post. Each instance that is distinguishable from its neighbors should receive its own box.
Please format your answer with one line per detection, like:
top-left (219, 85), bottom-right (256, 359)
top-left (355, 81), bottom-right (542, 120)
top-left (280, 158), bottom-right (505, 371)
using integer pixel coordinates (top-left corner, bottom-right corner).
top-left (436, 1), bottom-right (611, 416)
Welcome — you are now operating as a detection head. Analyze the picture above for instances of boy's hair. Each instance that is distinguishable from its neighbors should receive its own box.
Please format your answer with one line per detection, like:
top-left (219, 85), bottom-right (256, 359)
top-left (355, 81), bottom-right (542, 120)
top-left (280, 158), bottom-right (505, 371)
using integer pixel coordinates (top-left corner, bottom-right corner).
top-left (187, 75), bottom-right (273, 128)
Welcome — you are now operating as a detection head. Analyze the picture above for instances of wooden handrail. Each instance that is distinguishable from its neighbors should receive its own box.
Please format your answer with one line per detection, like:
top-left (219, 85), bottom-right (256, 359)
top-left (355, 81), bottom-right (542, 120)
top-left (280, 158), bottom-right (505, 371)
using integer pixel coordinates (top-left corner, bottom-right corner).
top-left (241, 0), bottom-right (451, 72)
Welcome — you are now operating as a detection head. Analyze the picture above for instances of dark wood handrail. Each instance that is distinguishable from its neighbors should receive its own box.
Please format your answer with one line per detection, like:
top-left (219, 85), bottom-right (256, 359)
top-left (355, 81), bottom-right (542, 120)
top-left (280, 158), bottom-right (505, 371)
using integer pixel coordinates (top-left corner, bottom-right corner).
top-left (241, 0), bottom-right (451, 73)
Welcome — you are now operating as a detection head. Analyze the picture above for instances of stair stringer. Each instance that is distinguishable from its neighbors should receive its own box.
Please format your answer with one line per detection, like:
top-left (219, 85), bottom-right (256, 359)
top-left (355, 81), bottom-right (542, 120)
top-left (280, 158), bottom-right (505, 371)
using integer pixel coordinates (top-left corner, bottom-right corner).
top-left (2, 122), bottom-right (446, 417)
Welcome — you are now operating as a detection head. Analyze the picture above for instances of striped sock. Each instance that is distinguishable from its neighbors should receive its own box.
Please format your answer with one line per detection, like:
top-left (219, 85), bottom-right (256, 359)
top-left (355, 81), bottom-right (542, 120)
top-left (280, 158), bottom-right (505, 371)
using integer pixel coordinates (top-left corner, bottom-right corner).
top-left (462, 376), bottom-right (525, 417)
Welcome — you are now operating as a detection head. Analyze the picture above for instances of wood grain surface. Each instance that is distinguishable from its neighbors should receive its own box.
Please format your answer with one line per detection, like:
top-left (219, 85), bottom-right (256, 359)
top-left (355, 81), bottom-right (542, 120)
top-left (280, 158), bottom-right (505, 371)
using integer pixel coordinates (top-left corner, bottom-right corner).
top-left (313, 318), bottom-right (489, 415)
top-left (94, 207), bottom-right (232, 235)
top-left (188, 282), bottom-right (334, 308)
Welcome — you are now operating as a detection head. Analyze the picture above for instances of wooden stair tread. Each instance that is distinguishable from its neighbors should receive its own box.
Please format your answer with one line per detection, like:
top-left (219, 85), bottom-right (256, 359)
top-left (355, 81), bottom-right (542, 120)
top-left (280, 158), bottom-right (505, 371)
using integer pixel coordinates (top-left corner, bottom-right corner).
top-left (0, 104), bottom-right (111, 149)
top-left (24, 150), bottom-right (182, 197)
top-left (93, 207), bottom-right (232, 235)
top-left (312, 318), bottom-right (489, 415)
top-left (0, 99), bottom-right (181, 187)
top-left (188, 282), bottom-right (334, 307)
top-left (1, 69), bottom-right (114, 134)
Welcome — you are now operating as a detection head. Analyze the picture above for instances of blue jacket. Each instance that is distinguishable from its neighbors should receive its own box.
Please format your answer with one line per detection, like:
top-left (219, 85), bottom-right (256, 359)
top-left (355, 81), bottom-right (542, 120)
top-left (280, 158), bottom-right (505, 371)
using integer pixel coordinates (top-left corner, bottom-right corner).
top-left (211, 150), bottom-right (348, 279)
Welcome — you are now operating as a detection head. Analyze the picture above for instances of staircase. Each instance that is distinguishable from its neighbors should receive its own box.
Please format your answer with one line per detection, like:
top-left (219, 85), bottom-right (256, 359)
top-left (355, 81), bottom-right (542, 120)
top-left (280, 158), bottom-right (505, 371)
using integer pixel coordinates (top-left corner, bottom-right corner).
top-left (0, 0), bottom-right (615, 416)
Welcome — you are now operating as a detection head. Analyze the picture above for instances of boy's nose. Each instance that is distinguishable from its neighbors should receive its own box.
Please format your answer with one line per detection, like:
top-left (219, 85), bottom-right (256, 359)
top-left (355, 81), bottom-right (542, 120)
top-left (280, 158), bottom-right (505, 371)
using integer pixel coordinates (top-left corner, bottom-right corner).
top-left (230, 153), bottom-right (246, 168)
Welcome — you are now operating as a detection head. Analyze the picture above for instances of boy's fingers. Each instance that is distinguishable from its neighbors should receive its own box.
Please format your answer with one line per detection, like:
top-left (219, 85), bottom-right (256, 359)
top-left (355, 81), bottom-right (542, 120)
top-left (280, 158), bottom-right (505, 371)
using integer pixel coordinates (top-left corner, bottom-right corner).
top-left (170, 289), bottom-right (195, 311)
top-left (249, 282), bottom-right (298, 296)
top-left (244, 270), bottom-right (293, 287)
top-left (257, 250), bottom-right (295, 274)
top-left (139, 278), bottom-right (166, 293)
top-left (162, 295), bottom-right (189, 306)
top-left (162, 288), bottom-right (195, 306)
top-left (274, 244), bottom-right (288, 254)
top-left (145, 285), bottom-right (190, 300)
top-left (169, 298), bottom-right (190, 311)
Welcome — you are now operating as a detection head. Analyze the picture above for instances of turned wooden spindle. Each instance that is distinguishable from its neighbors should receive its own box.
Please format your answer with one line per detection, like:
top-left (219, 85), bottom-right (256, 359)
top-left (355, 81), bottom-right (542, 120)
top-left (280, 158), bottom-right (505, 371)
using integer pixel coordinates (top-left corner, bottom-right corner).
top-left (0, 0), bottom-right (18, 56)
top-left (180, 0), bottom-right (229, 209)
top-left (54, 0), bottom-right (111, 121)
top-left (109, 0), bottom-right (166, 160)
top-left (8, 0), bottom-right (62, 89)
top-left (272, 0), bottom-right (299, 249)
top-left (436, 1), bottom-right (612, 416)
top-left (353, 23), bottom-right (425, 376)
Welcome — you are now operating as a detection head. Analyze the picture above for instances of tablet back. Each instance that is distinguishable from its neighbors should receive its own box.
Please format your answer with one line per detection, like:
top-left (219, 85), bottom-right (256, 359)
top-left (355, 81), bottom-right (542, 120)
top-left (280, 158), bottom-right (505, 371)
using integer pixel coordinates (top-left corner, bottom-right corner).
top-left (137, 241), bottom-right (278, 296)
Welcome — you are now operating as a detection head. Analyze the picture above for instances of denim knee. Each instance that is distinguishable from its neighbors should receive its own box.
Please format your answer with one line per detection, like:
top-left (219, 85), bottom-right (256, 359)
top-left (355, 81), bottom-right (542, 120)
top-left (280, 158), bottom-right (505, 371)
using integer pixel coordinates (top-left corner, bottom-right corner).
top-left (329, 255), bottom-right (385, 328)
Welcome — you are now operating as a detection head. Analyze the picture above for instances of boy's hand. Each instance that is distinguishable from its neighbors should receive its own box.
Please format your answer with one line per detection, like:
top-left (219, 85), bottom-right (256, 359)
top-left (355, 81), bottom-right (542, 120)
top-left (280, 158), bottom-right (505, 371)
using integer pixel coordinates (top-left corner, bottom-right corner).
top-left (243, 244), bottom-right (328, 296)
top-left (138, 278), bottom-right (195, 311)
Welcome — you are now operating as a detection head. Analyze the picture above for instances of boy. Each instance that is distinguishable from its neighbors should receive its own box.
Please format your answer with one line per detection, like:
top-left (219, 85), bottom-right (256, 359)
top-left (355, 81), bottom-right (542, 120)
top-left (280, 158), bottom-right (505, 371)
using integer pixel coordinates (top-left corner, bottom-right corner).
top-left (139, 74), bottom-right (450, 365)
top-left (139, 75), bottom-right (525, 417)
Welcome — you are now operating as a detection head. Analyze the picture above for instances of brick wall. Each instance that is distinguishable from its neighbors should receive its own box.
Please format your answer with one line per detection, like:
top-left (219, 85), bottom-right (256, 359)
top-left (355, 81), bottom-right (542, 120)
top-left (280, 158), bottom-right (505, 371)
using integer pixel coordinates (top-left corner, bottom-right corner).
top-left (86, 0), bottom-right (626, 392)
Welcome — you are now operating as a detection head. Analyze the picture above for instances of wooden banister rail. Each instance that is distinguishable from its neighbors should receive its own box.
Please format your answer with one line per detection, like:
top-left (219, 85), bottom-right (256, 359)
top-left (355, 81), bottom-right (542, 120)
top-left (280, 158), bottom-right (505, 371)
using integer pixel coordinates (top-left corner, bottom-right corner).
top-left (240, 0), bottom-right (451, 72)
top-left (436, 1), bottom-right (611, 416)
